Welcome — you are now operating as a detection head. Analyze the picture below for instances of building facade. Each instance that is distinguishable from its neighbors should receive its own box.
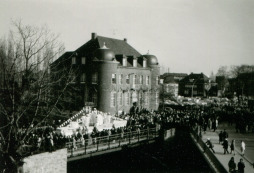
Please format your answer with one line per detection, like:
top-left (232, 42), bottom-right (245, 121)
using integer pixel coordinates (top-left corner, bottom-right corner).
top-left (178, 73), bottom-right (210, 97)
top-left (160, 73), bottom-right (188, 97)
top-left (51, 33), bottom-right (160, 114)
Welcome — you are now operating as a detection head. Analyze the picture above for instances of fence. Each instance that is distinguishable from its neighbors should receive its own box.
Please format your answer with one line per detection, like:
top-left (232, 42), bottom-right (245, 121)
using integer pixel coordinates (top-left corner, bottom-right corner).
top-left (66, 127), bottom-right (159, 157)
top-left (190, 126), bottom-right (228, 173)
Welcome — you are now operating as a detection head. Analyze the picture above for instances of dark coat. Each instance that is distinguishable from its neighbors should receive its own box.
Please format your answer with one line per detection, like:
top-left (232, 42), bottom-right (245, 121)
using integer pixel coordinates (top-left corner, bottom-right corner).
top-left (223, 140), bottom-right (229, 149)
top-left (238, 161), bottom-right (245, 173)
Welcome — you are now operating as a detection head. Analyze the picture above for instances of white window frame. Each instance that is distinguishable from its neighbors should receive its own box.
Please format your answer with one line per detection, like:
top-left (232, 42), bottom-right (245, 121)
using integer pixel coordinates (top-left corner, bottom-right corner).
top-left (119, 74), bottom-right (123, 84)
top-left (126, 75), bottom-right (130, 84)
top-left (143, 60), bottom-right (147, 68)
top-left (146, 76), bottom-right (150, 85)
top-left (133, 74), bottom-right (137, 85)
top-left (92, 72), bottom-right (98, 84)
top-left (81, 57), bottom-right (86, 64)
top-left (144, 92), bottom-right (149, 105)
top-left (140, 75), bottom-right (143, 84)
top-left (111, 92), bottom-right (116, 107)
top-left (80, 73), bottom-right (86, 83)
top-left (112, 73), bottom-right (116, 84)
top-left (123, 58), bottom-right (127, 66)
top-left (125, 92), bottom-right (130, 106)
top-left (133, 59), bottom-right (137, 67)
top-left (72, 57), bottom-right (76, 64)
top-left (119, 92), bottom-right (123, 105)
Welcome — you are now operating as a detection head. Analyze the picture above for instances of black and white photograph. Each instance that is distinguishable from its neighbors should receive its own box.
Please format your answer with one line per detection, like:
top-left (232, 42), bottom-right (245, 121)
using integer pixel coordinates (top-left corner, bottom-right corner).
top-left (0, 0), bottom-right (254, 172)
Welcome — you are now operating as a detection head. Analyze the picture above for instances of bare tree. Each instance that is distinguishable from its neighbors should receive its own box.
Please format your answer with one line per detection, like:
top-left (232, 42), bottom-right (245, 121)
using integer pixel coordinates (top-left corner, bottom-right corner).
top-left (0, 20), bottom-right (75, 172)
top-left (216, 66), bottom-right (229, 77)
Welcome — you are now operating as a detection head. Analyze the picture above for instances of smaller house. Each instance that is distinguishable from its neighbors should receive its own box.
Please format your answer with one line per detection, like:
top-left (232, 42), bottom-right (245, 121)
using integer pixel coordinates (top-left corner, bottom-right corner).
top-left (179, 73), bottom-right (210, 97)
top-left (160, 73), bottom-right (187, 97)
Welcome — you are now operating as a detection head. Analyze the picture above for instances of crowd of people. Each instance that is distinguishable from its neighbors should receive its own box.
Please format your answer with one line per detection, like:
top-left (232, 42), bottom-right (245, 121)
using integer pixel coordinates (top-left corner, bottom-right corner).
top-left (18, 101), bottom-right (253, 166)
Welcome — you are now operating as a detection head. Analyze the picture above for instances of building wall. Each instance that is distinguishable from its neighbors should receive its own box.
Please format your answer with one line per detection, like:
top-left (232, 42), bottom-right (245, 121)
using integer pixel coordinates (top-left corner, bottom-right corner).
top-left (149, 65), bottom-right (160, 111)
top-left (22, 148), bottom-right (67, 173)
top-left (96, 60), bottom-right (119, 114)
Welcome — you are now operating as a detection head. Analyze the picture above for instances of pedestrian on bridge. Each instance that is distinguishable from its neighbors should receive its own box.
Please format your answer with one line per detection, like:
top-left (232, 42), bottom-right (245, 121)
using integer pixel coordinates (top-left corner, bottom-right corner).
top-left (237, 158), bottom-right (245, 173)
top-left (228, 157), bottom-right (236, 173)
top-left (240, 140), bottom-right (245, 156)
top-left (205, 138), bottom-right (215, 153)
top-left (230, 139), bottom-right (236, 155)
top-left (222, 138), bottom-right (229, 154)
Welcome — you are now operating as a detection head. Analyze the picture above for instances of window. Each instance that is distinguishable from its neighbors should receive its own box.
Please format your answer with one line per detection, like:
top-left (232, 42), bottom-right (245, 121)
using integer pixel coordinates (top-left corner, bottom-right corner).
top-left (155, 92), bottom-right (159, 104)
top-left (133, 74), bottom-right (137, 85)
top-left (125, 92), bottom-right (130, 105)
top-left (112, 74), bottom-right (116, 84)
top-left (82, 57), bottom-right (86, 64)
top-left (146, 76), bottom-right (150, 85)
top-left (144, 92), bottom-right (149, 105)
top-left (119, 74), bottom-right (123, 84)
top-left (111, 92), bottom-right (116, 107)
top-left (72, 57), bottom-right (76, 64)
top-left (80, 73), bottom-right (86, 83)
top-left (92, 72), bottom-right (98, 84)
top-left (92, 93), bottom-right (97, 106)
top-left (70, 73), bottom-right (76, 83)
top-left (140, 75), bottom-right (143, 84)
top-left (123, 58), bottom-right (127, 66)
top-left (126, 75), bottom-right (130, 84)
top-left (143, 60), bottom-right (147, 68)
top-left (133, 59), bottom-right (137, 67)
top-left (156, 76), bottom-right (159, 85)
top-left (119, 92), bottom-right (123, 105)
top-left (139, 92), bottom-right (143, 106)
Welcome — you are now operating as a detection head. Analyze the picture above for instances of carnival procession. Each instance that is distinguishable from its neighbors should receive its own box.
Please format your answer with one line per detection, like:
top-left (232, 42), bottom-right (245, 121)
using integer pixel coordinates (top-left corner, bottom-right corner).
top-left (1, 0), bottom-right (254, 172)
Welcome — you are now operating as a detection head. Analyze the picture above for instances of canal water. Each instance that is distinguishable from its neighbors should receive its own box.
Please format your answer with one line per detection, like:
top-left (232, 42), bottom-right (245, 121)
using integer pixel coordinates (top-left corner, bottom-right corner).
top-left (68, 128), bottom-right (213, 173)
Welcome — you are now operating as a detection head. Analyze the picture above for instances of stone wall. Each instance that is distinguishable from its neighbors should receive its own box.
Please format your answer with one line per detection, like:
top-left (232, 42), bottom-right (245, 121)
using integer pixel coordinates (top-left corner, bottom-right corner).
top-left (22, 148), bottom-right (67, 173)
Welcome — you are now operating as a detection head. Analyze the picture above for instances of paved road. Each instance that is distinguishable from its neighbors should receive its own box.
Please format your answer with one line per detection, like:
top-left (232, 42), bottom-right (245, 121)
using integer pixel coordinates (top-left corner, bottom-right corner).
top-left (215, 122), bottom-right (254, 164)
top-left (201, 123), bottom-right (254, 173)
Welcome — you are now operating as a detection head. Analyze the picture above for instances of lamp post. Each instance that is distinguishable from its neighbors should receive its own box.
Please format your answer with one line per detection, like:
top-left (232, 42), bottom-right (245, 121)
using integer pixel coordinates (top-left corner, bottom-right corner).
top-left (190, 79), bottom-right (198, 98)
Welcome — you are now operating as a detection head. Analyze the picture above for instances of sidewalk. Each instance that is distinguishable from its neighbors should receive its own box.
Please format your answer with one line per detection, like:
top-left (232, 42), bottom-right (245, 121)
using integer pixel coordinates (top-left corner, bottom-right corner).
top-left (202, 130), bottom-right (254, 173)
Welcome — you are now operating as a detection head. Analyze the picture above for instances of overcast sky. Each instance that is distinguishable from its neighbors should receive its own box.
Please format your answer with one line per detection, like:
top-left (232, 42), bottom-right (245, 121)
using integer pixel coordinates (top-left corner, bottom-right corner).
top-left (1, 0), bottom-right (253, 76)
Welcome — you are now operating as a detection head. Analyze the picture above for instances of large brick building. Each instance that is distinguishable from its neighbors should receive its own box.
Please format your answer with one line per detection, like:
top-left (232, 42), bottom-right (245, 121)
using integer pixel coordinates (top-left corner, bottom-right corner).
top-left (51, 33), bottom-right (160, 114)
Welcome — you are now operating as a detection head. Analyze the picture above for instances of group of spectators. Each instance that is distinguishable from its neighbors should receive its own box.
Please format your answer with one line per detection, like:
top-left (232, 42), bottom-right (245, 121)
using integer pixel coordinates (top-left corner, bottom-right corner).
top-left (20, 101), bottom-right (254, 159)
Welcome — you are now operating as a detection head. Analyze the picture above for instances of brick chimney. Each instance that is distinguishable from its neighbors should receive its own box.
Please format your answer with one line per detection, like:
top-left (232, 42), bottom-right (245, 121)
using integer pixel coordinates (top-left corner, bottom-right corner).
top-left (92, 33), bottom-right (97, 40)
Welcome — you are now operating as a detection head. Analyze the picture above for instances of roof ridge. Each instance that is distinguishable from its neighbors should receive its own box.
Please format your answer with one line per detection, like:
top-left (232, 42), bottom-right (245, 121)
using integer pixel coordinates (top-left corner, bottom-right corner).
top-left (97, 35), bottom-right (125, 42)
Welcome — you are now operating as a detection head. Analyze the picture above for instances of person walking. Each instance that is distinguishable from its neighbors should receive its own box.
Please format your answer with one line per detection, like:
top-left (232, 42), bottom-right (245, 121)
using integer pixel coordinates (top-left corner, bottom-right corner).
top-left (222, 138), bottom-right (229, 154)
top-left (237, 158), bottom-right (245, 173)
top-left (240, 140), bottom-right (246, 156)
top-left (228, 157), bottom-right (236, 173)
top-left (205, 138), bottom-right (215, 153)
top-left (230, 139), bottom-right (235, 155)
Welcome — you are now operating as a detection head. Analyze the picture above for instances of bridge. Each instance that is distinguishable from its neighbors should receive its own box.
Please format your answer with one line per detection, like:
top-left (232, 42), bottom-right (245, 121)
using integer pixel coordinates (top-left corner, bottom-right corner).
top-left (67, 127), bottom-right (164, 162)
top-left (66, 124), bottom-right (254, 173)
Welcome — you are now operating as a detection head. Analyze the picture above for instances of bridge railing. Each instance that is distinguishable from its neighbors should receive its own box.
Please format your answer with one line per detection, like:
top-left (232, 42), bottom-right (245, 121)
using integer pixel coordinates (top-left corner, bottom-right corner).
top-left (66, 127), bottom-right (159, 157)
top-left (190, 125), bottom-right (228, 173)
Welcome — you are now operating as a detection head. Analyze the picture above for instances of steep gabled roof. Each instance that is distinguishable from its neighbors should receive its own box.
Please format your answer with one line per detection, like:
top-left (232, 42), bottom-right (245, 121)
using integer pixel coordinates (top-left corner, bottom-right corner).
top-left (51, 51), bottom-right (73, 67)
top-left (97, 36), bottom-right (141, 57)
top-left (53, 34), bottom-right (142, 65)
top-left (180, 73), bottom-right (209, 83)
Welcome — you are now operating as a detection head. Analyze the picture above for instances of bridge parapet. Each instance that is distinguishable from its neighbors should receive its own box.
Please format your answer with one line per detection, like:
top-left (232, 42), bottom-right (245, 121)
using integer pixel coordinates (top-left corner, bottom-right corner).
top-left (67, 127), bottom-right (160, 161)
top-left (190, 126), bottom-right (228, 173)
